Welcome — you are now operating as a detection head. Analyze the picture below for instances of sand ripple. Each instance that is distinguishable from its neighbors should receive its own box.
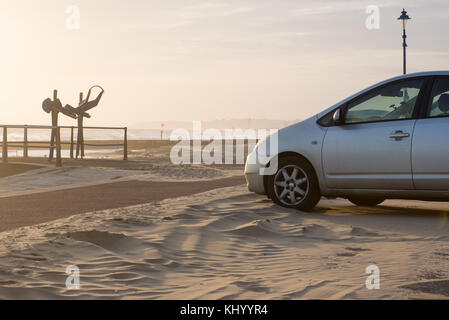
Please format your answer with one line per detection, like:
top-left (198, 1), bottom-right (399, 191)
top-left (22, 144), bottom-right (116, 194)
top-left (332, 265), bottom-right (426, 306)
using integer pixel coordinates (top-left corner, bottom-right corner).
top-left (0, 186), bottom-right (449, 299)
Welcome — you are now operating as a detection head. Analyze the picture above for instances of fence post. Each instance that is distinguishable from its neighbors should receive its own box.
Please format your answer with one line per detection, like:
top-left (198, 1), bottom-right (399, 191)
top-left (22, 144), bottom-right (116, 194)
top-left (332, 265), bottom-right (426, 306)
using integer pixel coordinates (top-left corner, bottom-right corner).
top-left (23, 125), bottom-right (29, 158)
top-left (56, 126), bottom-right (62, 167)
top-left (123, 127), bottom-right (128, 161)
top-left (70, 126), bottom-right (74, 159)
top-left (2, 127), bottom-right (7, 163)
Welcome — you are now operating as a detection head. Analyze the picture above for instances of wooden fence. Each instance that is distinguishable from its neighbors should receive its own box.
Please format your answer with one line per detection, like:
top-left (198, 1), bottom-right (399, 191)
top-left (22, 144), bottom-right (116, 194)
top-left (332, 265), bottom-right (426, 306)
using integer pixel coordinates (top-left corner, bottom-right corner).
top-left (0, 125), bottom-right (127, 167)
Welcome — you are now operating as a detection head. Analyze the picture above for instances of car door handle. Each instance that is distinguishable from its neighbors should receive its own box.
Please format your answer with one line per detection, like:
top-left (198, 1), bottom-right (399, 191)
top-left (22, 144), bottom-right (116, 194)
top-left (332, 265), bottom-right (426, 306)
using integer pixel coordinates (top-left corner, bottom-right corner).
top-left (389, 130), bottom-right (410, 140)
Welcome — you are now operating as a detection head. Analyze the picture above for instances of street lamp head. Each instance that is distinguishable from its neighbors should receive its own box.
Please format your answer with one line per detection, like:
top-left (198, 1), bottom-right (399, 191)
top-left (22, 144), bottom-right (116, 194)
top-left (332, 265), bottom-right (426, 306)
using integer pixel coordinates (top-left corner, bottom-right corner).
top-left (398, 8), bottom-right (411, 28)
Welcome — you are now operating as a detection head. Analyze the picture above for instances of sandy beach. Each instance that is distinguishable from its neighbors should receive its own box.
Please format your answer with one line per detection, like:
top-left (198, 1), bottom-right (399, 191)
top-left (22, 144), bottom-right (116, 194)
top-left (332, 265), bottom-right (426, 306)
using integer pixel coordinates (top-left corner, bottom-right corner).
top-left (1, 185), bottom-right (449, 299)
top-left (0, 143), bottom-right (447, 300)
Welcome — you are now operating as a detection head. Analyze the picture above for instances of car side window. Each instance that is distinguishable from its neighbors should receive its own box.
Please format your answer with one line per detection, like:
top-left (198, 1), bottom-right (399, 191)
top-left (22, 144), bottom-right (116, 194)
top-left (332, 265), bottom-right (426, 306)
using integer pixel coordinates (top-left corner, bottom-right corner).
top-left (427, 78), bottom-right (449, 117)
top-left (345, 79), bottom-right (424, 124)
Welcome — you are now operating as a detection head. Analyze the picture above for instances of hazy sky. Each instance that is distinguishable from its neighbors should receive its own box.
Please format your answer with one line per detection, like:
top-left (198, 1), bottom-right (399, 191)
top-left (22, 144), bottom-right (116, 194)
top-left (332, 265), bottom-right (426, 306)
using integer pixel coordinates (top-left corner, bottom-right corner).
top-left (1, 0), bottom-right (449, 128)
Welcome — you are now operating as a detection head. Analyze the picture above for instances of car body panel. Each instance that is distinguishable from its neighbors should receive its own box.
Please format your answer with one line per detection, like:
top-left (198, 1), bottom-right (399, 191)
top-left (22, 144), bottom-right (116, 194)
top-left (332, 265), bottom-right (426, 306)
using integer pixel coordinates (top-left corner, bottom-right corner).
top-left (322, 120), bottom-right (416, 189)
top-left (244, 116), bottom-right (328, 195)
top-left (412, 117), bottom-right (449, 190)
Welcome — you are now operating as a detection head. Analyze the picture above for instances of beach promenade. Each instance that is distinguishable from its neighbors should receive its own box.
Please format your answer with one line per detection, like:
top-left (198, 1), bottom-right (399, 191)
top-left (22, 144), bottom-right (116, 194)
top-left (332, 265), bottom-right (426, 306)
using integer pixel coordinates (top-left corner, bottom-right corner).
top-left (0, 162), bottom-right (245, 232)
top-left (0, 175), bottom-right (245, 232)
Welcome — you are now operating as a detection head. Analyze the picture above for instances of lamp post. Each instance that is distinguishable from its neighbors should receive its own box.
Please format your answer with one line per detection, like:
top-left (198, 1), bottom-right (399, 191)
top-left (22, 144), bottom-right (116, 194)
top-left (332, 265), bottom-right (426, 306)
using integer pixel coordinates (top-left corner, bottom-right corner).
top-left (398, 8), bottom-right (411, 75)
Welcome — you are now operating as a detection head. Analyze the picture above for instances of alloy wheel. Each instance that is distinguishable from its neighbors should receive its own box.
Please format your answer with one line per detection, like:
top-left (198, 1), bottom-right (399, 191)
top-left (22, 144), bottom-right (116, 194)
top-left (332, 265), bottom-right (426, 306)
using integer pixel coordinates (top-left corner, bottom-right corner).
top-left (273, 165), bottom-right (309, 206)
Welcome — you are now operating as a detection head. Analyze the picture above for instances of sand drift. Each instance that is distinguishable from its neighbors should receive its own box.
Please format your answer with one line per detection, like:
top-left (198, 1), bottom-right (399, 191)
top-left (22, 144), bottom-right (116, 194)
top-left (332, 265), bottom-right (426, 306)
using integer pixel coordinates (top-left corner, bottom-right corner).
top-left (0, 185), bottom-right (449, 299)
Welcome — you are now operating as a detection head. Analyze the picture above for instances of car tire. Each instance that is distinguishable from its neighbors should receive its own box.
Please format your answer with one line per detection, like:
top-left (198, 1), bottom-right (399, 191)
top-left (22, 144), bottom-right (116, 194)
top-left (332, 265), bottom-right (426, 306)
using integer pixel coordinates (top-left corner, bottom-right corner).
top-left (267, 156), bottom-right (321, 211)
top-left (348, 197), bottom-right (385, 207)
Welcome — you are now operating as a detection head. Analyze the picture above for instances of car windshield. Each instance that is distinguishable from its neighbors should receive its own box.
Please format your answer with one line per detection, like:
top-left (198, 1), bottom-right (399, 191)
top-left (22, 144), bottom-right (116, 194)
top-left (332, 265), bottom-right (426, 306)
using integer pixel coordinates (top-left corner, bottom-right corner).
top-left (345, 79), bottom-right (423, 124)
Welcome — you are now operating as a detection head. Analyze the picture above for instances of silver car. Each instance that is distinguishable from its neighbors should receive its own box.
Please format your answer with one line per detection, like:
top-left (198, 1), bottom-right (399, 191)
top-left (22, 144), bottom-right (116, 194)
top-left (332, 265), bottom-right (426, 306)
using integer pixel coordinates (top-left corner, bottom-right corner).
top-left (245, 71), bottom-right (449, 211)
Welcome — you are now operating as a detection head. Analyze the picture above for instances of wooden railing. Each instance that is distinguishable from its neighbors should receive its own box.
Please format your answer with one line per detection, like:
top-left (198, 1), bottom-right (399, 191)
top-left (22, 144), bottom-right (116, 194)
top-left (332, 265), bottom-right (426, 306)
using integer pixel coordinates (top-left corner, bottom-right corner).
top-left (0, 125), bottom-right (128, 167)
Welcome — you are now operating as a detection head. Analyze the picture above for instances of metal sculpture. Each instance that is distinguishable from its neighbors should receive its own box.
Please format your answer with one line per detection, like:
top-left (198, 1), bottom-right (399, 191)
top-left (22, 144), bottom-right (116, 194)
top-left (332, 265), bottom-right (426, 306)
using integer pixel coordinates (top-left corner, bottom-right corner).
top-left (42, 90), bottom-right (77, 161)
top-left (64, 85), bottom-right (104, 158)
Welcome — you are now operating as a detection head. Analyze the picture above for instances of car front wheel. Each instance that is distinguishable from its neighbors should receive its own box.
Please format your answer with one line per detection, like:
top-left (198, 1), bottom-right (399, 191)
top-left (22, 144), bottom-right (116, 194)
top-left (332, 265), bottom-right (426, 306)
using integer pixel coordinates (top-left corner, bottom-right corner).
top-left (267, 156), bottom-right (321, 211)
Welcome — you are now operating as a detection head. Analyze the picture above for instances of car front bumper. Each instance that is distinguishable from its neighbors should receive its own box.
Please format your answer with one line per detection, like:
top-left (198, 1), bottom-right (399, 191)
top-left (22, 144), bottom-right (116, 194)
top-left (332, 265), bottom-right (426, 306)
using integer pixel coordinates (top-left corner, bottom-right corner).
top-left (244, 151), bottom-right (267, 195)
top-left (244, 172), bottom-right (266, 195)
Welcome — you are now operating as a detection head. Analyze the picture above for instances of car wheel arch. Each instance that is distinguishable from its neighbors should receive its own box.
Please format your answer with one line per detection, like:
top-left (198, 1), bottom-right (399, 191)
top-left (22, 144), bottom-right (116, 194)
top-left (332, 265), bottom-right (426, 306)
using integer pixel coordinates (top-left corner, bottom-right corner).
top-left (263, 151), bottom-right (319, 194)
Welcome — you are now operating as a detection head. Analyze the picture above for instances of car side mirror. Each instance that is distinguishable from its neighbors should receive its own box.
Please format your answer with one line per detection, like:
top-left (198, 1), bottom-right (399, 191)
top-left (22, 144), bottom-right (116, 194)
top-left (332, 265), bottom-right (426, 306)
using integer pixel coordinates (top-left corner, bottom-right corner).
top-left (333, 108), bottom-right (343, 125)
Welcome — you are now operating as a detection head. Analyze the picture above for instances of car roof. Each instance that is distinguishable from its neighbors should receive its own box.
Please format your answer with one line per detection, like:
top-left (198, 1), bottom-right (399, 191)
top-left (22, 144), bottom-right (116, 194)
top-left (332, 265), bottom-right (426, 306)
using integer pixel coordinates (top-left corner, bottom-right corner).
top-left (394, 70), bottom-right (449, 79)
top-left (315, 71), bottom-right (449, 119)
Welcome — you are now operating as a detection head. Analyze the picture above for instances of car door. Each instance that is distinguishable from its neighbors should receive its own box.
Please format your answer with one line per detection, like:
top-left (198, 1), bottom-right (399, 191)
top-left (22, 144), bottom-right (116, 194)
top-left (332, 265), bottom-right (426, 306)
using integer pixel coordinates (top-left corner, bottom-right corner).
top-left (322, 78), bottom-right (427, 189)
top-left (412, 77), bottom-right (449, 190)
